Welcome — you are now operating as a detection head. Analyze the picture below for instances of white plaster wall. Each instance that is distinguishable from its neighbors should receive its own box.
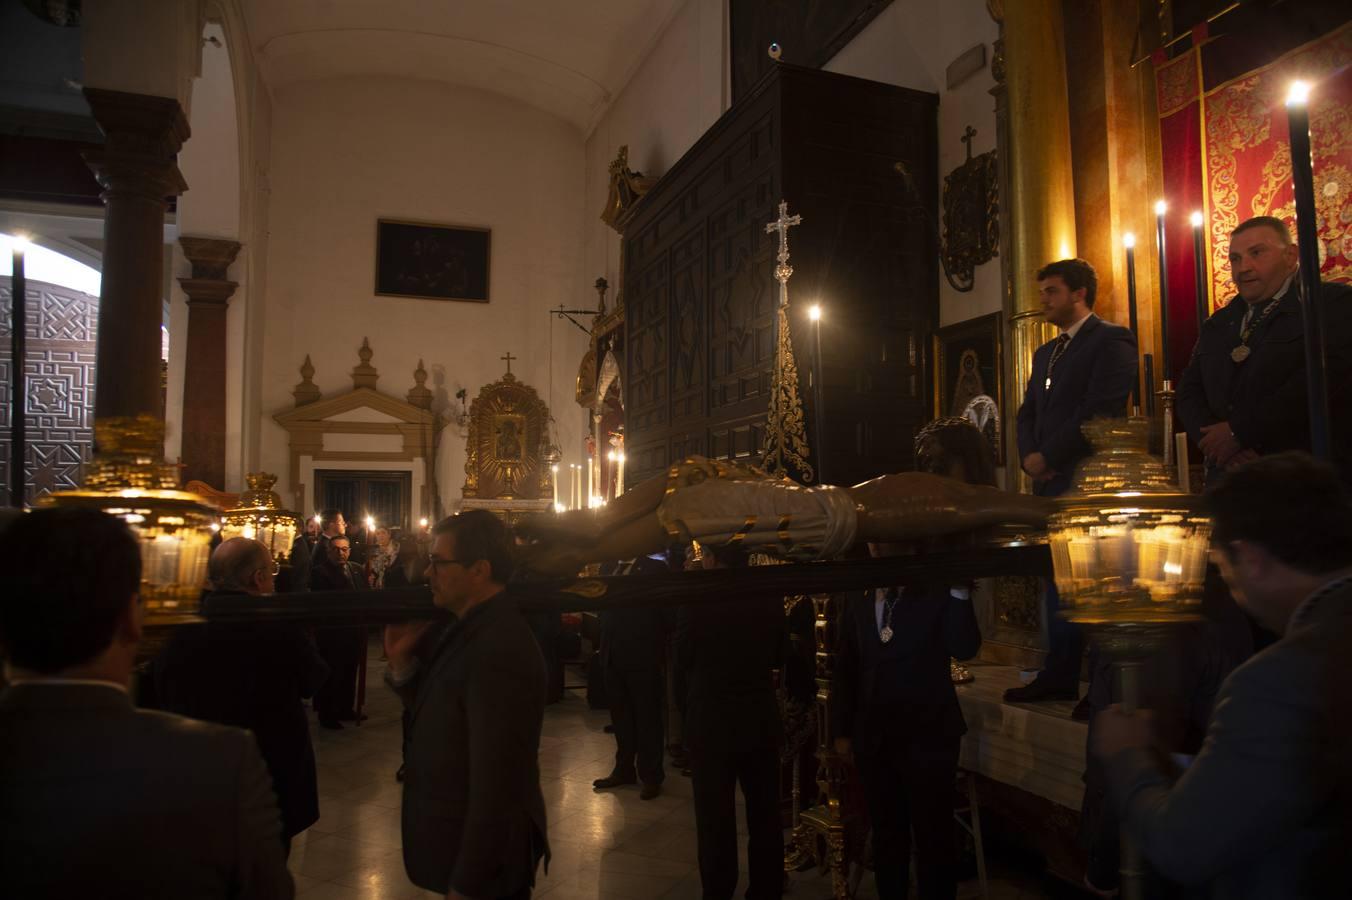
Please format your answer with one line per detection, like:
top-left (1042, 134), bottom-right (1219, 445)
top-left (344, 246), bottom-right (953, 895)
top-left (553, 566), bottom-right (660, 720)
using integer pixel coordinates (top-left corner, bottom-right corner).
top-left (583, 0), bottom-right (728, 295)
top-left (824, 0), bottom-right (1002, 327)
top-left (259, 77), bottom-right (589, 515)
top-left (166, 21), bottom-right (242, 476)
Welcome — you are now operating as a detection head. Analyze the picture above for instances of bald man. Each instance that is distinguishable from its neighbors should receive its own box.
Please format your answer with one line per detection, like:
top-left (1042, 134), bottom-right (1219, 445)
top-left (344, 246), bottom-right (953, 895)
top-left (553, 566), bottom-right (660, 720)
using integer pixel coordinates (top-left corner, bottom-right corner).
top-left (144, 538), bottom-right (330, 852)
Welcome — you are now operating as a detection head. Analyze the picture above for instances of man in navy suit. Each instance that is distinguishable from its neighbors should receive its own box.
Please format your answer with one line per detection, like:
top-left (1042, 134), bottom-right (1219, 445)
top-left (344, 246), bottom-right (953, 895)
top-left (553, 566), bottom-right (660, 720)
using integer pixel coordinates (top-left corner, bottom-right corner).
top-left (1007, 258), bottom-right (1138, 705)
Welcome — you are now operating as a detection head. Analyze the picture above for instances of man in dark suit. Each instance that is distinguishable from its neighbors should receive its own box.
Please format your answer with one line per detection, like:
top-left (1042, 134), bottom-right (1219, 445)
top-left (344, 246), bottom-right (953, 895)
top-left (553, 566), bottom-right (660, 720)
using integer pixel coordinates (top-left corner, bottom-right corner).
top-left (833, 563), bottom-right (982, 900)
top-left (1094, 453), bottom-right (1352, 899)
top-left (1177, 215), bottom-right (1352, 485)
top-left (0, 508), bottom-right (293, 899)
top-left (679, 548), bottom-right (784, 900)
top-left (383, 511), bottom-right (549, 899)
top-left (1009, 258), bottom-right (1138, 705)
top-left (310, 533), bottom-right (367, 729)
top-left (144, 537), bottom-right (330, 853)
top-left (594, 555), bottom-right (668, 798)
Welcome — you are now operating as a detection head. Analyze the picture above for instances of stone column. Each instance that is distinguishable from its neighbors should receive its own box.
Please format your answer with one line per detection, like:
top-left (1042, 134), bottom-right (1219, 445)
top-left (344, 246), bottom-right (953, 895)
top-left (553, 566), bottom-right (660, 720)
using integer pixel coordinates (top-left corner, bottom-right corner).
top-left (178, 237), bottom-right (241, 488)
top-left (82, 87), bottom-right (189, 422)
top-left (997, 0), bottom-right (1077, 483)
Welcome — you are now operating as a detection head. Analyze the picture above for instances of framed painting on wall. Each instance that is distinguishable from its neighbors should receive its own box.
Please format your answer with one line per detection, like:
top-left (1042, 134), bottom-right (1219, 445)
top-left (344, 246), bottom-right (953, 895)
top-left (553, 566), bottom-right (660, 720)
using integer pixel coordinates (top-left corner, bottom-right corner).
top-left (932, 311), bottom-right (1003, 464)
top-left (375, 219), bottom-right (490, 302)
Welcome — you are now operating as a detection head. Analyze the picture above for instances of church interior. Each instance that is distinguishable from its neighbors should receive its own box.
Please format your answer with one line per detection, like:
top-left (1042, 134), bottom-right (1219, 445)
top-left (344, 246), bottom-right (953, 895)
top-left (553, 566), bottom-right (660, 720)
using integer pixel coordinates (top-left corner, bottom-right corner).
top-left (2, 0), bottom-right (1351, 898)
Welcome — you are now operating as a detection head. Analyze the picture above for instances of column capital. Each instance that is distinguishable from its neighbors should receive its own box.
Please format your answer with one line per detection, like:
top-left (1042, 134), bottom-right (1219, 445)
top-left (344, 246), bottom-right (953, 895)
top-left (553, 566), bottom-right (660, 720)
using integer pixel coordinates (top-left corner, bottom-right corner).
top-left (178, 277), bottom-right (238, 306)
top-left (180, 236), bottom-right (242, 279)
top-left (81, 87), bottom-right (190, 200)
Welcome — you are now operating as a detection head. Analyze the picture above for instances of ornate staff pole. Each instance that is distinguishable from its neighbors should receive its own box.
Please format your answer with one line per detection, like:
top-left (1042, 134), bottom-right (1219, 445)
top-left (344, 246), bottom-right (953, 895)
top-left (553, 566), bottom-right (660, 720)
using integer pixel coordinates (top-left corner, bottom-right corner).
top-left (761, 200), bottom-right (815, 483)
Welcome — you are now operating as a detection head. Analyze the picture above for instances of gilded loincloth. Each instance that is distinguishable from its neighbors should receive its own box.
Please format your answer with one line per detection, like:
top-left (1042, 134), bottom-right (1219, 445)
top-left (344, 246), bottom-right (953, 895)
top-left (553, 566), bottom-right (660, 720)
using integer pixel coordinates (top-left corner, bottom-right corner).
top-left (656, 457), bottom-right (857, 561)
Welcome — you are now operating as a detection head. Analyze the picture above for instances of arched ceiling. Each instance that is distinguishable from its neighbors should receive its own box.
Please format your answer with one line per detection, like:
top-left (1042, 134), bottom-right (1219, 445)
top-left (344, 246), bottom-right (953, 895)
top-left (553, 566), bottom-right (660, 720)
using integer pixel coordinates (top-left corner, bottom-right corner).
top-left (242, 0), bottom-right (688, 134)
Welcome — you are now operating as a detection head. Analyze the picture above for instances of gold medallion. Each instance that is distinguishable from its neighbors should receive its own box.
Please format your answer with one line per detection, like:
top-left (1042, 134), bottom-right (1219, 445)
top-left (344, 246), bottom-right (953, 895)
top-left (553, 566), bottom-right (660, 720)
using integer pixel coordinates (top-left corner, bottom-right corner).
top-left (1045, 377), bottom-right (1052, 390)
top-left (879, 625), bottom-right (894, 644)
top-left (1231, 345), bottom-right (1251, 363)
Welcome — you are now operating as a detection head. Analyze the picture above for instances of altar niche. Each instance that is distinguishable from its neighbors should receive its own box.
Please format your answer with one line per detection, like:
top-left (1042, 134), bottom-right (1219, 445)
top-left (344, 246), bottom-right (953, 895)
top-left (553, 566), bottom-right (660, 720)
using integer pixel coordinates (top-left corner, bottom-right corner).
top-left (620, 63), bottom-right (939, 488)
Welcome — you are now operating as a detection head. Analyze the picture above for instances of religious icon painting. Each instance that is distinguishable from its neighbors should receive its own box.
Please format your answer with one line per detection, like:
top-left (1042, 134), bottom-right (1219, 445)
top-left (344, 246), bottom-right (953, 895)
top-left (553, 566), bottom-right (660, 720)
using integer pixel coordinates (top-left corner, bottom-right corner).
top-left (932, 312), bottom-right (1004, 464)
top-left (492, 414), bottom-right (527, 464)
top-left (375, 219), bottom-right (491, 302)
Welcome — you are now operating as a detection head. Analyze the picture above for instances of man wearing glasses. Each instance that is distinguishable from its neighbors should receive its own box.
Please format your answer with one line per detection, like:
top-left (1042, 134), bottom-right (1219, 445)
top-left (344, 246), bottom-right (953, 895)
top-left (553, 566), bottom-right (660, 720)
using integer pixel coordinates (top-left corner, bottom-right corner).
top-left (1093, 454), bottom-right (1352, 898)
top-left (385, 511), bottom-right (550, 900)
top-left (143, 537), bottom-right (330, 856)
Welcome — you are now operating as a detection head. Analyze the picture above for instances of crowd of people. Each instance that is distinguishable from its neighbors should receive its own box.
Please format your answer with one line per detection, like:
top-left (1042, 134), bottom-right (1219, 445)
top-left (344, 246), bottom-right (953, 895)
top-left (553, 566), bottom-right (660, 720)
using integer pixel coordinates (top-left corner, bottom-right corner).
top-left (0, 213), bottom-right (1348, 899)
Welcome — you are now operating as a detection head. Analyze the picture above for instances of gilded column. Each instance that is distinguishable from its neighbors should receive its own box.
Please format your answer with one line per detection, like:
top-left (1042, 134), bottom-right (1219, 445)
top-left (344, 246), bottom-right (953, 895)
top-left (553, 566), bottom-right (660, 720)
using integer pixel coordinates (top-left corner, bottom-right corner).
top-left (993, 0), bottom-right (1077, 485)
top-left (82, 88), bottom-right (190, 422)
top-left (178, 237), bottom-right (241, 488)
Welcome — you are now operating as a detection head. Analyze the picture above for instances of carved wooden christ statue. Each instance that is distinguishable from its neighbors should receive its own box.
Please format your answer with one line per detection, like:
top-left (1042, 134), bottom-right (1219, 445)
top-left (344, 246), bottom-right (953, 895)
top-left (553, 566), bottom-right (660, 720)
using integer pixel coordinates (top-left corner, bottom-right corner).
top-left (517, 456), bottom-right (1054, 575)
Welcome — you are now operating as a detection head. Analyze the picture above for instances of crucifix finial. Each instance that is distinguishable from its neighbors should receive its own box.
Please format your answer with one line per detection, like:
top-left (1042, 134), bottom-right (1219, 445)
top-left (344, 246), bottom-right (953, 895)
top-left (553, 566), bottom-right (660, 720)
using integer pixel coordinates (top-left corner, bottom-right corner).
top-left (961, 125), bottom-right (977, 161)
top-left (501, 350), bottom-right (516, 374)
top-left (765, 200), bottom-right (803, 290)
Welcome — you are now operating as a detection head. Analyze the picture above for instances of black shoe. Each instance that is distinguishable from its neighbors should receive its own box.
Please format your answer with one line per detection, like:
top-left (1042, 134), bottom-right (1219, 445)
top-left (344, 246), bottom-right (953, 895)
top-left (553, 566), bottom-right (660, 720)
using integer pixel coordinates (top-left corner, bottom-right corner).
top-left (1003, 678), bottom-right (1078, 703)
top-left (639, 782), bottom-right (662, 800)
top-left (1071, 695), bottom-right (1093, 721)
top-left (593, 772), bottom-right (638, 789)
top-left (396, 764), bottom-right (406, 783)
top-left (319, 718), bottom-right (344, 730)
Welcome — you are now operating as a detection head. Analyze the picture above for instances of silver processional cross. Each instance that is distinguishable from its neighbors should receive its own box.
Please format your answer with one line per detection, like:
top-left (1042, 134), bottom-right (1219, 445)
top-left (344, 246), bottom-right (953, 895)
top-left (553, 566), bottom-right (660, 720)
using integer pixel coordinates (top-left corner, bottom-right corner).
top-left (765, 200), bottom-right (802, 291)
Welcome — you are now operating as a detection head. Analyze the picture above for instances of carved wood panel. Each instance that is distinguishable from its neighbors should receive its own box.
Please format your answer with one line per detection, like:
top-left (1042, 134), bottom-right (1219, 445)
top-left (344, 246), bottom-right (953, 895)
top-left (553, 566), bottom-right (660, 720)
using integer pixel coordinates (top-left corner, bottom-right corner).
top-left (623, 64), bottom-right (938, 488)
top-left (0, 280), bottom-right (99, 504)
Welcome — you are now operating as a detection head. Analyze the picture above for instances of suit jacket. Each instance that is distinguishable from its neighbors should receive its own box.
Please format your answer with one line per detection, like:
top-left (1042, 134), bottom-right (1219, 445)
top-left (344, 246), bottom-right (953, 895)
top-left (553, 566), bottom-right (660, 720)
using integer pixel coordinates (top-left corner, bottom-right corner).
top-left (1106, 578), bottom-right (1352, 898)
top-left (143, 597), bottom-right (331, 838)
top-left (678, 593), bottom-right (784, 755)
top-left (832, 583), bottom-right (982, 755)
top-left (0, 682), bottom-right (293, 899)
top-left (1177, 281), bottom-right (1352, 482)
top-left (391, 592), bottom-right (549, 897)
top-left (309, 559), bottom-right (366, 592)
top-left (1016, 314), bottom-right (1139, 497)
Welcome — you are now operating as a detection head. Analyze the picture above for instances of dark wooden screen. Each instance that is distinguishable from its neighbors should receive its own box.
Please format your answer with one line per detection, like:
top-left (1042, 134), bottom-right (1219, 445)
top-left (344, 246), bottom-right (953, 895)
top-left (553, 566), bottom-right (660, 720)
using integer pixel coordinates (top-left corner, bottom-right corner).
top-left (621, 64), bottom-right (938, 488)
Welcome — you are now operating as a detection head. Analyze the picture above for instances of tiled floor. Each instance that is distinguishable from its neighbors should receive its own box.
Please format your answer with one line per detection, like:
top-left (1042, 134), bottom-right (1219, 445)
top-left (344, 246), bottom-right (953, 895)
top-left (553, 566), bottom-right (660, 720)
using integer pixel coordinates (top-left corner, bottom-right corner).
top-left (288, 643), bottom-right (1059, 899)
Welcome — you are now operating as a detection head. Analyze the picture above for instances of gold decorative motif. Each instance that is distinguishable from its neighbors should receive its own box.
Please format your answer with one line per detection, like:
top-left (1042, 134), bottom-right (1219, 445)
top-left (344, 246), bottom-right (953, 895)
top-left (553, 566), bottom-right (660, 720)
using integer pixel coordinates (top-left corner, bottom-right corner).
top-left (941, 127), bottom-right (1000, 291)
top-left (559, 579), bottom-right (609, 599)
top-left (1155, 48), bottom-right (1199, 118)
top-left (600, 145), bottom-right (657, 233)
top-left (760, 200), bottom-right (816, 483)
top-left (462, 368), bottom-right (553, 500)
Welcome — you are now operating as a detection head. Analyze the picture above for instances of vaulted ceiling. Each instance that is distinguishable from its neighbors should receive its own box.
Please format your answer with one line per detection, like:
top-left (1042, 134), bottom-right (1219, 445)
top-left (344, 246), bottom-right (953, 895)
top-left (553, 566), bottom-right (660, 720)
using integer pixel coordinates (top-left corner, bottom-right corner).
top-left (241, 0), bottom-right (688, 133)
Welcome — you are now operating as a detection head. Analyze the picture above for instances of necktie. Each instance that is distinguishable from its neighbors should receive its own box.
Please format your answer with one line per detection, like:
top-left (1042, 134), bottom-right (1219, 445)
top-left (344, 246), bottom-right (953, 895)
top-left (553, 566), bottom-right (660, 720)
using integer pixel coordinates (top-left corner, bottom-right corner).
top-left (1045, 334), bottom-right (1071, 389)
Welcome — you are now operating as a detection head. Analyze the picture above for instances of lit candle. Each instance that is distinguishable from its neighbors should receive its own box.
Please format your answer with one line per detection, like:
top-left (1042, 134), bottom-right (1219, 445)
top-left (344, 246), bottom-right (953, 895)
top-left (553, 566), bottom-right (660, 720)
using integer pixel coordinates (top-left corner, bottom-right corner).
top-left (1155, 200), bottom-right (1172, 378)
top-left (617, 452), bottom-right (626, 496)
top-left (587, 454), bottom-right (593, 508)
top-left (551, 464), bottom-right (559, 507)
top-left (1124, 233), bottom-right (1139, 410)
top-left (1190, 211), bottom-right (1208, 332)
top-left (1285, 79), bottom-right (1332, 461)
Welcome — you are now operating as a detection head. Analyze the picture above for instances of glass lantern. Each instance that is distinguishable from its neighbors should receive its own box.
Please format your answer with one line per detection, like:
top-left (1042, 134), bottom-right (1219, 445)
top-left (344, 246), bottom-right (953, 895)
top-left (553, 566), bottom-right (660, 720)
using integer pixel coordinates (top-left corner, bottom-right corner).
top-left (219, 472), bottom-right (302, 566)
top-left (1048, 418), bottom-right (1211, 627)
top-left (42, 415), bottom-right (221, 624)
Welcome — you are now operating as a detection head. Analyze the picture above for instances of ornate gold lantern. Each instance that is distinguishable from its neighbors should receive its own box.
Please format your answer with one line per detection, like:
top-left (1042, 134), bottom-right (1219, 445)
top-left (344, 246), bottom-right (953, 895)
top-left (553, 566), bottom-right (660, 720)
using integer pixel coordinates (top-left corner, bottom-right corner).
top-left (1048, 418), bottom-right (1210, 628)
top-left (42, 416), bottom-right (221, 624)
top-left (219, 472), bottom-right (302, 566)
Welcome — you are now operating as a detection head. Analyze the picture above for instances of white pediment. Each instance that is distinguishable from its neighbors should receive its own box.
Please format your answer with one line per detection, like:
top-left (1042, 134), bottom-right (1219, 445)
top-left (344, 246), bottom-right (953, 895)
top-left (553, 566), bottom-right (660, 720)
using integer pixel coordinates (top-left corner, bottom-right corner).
top-left (324, 406), bottom-right (405, 424)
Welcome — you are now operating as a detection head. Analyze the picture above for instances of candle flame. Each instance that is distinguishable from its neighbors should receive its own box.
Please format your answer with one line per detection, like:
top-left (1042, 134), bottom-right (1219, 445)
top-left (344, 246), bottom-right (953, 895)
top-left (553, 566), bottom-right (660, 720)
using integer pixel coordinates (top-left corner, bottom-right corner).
top-left (1286, 80), bottom-right (1311, 106)
top-left (1155, 199), bottom-right (1168, 216)
top-left (808, 304), bottom-right (822, 322)
top-left (1124, 232), bottom-right (1136, 249)
top-left (1190, 211), bottom-right (1203, 228)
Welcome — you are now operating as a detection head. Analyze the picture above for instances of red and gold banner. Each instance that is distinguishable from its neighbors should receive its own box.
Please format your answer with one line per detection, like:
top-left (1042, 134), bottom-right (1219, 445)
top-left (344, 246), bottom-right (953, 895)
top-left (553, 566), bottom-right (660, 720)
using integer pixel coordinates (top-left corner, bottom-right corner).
top-left (1156, 21), bottom-right (1352, 380)
top-left (1203, 22), bottom-right (1352, 304)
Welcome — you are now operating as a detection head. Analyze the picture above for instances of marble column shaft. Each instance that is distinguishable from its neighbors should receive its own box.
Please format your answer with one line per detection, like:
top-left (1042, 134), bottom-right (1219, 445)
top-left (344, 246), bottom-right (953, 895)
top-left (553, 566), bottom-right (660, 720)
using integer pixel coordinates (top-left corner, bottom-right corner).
top-left (179, 237), bottom-right (241, 489)
top-left (82, 87), bottom-right (190, 423)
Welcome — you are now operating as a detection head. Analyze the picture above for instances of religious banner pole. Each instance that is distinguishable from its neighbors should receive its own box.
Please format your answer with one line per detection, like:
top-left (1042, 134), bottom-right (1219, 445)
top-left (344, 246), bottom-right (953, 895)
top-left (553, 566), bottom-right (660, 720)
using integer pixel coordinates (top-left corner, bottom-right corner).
top-left (761, 200), bottom-right (815, 483)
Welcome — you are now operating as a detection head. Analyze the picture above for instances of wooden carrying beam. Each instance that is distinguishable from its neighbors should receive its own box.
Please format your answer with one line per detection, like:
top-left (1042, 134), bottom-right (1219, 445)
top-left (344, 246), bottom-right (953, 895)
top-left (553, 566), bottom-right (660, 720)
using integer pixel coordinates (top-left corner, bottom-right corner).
top-left (201, 543), bottom-right (1052, 625)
